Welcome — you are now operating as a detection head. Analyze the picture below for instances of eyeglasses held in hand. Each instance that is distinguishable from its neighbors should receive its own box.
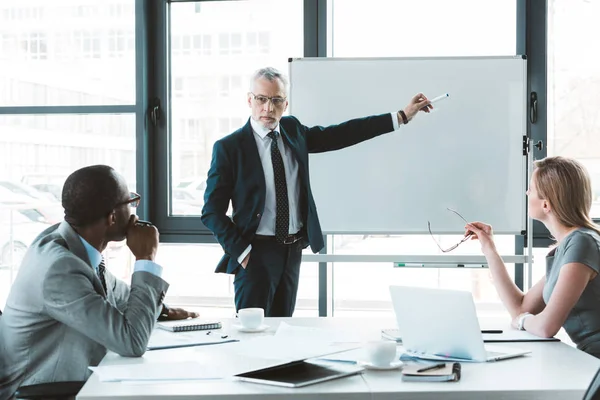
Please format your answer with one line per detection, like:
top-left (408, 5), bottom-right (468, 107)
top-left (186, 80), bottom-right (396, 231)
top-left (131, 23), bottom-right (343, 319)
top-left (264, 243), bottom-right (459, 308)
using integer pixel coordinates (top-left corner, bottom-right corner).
top-left (249, 92), bottom-right (287, 107)
top-left (427, 208), bottom-right (473, 253)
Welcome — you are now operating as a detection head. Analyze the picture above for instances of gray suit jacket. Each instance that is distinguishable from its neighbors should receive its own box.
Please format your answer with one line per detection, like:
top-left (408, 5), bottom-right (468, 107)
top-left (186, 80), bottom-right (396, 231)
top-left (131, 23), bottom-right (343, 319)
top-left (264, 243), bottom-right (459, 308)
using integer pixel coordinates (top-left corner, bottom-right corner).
top-left (0, 222), bottom-right (169, 400)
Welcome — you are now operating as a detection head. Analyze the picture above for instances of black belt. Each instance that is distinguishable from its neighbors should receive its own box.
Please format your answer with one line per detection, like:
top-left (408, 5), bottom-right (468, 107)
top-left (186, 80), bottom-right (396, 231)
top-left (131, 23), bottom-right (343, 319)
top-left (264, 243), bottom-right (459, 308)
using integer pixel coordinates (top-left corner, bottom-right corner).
top-left (254, 232), bottom-right (303, 245)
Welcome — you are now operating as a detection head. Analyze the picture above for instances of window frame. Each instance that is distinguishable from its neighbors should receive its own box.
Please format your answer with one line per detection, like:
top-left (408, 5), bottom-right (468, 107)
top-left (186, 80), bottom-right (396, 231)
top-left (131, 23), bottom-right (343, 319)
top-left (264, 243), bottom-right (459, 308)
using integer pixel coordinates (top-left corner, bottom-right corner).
top-left (0, 0), bottom-right (148, 220)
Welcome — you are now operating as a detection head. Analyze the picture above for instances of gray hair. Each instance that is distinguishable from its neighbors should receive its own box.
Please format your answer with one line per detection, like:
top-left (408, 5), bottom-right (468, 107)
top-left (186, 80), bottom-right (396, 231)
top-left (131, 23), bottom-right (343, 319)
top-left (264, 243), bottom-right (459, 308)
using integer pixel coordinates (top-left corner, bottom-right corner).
top-left (250, 67), bottom-right (289, 94)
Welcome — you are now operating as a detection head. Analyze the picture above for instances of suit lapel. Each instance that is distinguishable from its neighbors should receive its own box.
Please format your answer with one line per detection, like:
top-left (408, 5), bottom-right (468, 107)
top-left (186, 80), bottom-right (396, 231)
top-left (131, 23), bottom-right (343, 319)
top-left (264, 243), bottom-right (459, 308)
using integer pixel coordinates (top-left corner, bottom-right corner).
top-left (57, 221), bottom-right (107, 297)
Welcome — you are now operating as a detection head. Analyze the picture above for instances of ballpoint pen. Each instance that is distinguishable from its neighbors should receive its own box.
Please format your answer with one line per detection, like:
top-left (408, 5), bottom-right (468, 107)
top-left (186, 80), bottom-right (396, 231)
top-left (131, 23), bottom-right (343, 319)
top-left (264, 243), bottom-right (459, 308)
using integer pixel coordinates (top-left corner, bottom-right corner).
top-left (417, 363), bottom-right (446, 373)
top-left (136, 219), bottom-right (153, 227)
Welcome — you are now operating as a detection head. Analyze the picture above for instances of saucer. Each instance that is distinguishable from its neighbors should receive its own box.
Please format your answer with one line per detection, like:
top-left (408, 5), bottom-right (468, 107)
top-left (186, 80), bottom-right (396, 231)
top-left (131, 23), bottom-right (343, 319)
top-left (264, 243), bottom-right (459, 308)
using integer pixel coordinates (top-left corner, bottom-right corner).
top-left (359, 360), bottom-right (403, 371)
top-left (232, 324), bottom-right (269, 333)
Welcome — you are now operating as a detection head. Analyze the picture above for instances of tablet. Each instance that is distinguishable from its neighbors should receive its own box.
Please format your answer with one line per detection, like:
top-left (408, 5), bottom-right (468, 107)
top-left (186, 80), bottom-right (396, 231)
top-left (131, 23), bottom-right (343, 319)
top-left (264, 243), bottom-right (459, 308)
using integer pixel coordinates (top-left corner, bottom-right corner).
top-left (235, 360), bottom-right (364, 388)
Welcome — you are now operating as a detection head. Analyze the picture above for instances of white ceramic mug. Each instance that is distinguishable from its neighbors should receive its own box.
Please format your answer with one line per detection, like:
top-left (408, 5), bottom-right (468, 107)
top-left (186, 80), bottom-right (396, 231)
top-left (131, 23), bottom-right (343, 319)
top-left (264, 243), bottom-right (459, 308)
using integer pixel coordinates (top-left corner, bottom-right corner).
top-left (365, 340), bottom-right (397, 366)
top-left (238, 308), bottom-right (264, 329)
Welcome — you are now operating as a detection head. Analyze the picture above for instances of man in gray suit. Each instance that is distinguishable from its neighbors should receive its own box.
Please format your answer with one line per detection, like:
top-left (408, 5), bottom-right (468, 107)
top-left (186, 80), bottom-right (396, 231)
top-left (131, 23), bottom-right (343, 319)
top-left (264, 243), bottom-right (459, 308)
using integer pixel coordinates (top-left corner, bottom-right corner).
top-left (0, 165), bottom-right (197, 399)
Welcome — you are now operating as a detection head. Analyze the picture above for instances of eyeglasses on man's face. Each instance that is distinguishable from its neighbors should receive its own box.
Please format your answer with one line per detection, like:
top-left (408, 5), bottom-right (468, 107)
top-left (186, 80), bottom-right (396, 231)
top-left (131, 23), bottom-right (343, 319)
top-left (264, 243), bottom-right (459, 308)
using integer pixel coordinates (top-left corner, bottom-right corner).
top-left (427, 208), bottom-right (473, 253)
top-left (115, 192), bottom-right (141, 209)
top-left (249, 92), bottom-right (287, 107)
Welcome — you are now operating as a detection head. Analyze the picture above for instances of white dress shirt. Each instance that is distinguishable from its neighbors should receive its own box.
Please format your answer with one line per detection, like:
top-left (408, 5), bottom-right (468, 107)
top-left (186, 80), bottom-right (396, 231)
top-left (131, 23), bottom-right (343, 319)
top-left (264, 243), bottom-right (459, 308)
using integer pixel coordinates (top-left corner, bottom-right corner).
top-left (237, 113), bottom-right (400, 264)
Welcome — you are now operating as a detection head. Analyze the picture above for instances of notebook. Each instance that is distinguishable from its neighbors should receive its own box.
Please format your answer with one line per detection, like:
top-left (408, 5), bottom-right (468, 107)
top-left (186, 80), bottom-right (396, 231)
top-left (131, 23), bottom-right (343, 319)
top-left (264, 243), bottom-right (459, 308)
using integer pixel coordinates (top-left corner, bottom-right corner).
top-left (147, 327), bottom-right (236, 350)
top-left (156, 319), bottom-right (221, 332)
top-left (401, 362), bottom-right (461, 382)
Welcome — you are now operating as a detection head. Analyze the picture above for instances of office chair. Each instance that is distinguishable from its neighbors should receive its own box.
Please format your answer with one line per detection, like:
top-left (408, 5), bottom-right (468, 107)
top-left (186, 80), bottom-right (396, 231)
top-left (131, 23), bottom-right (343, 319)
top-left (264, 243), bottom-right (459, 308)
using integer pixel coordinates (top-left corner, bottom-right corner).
top-left (583, 366), bottom-right (600, 400)
top-left (15, 382), bottom-right (86, 400)
top-left (0, 307), bottom-right (85, 400)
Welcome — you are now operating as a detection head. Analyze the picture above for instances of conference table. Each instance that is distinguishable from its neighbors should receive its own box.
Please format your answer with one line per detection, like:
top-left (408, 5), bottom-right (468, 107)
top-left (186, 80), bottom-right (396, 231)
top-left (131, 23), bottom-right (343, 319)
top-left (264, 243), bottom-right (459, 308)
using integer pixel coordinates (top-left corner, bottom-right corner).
top-left (77, 317), bottom-right (600, 400)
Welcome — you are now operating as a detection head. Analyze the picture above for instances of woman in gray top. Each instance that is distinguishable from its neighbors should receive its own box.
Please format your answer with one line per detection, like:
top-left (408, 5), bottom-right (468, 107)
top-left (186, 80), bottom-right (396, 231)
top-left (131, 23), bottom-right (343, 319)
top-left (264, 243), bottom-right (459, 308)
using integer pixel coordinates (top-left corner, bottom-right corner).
top-left (466, 156), bottom-right (600, 358)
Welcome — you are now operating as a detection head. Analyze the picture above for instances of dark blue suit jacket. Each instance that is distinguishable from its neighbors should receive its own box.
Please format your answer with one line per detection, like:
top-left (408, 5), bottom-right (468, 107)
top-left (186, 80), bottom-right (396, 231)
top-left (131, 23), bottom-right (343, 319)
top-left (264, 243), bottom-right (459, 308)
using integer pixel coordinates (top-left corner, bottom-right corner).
top-left (201, 113), bottom-right (394, 274)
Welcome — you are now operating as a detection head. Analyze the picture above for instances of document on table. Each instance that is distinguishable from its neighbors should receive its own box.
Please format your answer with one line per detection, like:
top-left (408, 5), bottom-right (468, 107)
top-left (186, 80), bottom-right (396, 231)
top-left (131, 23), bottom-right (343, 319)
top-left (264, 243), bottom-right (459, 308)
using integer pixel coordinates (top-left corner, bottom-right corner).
top-left (147, 328), bottom-right (238, 350)
top-left (274, 322), bottom-right (362, 343)
top-left (89, 362), bottom-right (222, 382)
top-left (224, 334), bottom-right (360, 363)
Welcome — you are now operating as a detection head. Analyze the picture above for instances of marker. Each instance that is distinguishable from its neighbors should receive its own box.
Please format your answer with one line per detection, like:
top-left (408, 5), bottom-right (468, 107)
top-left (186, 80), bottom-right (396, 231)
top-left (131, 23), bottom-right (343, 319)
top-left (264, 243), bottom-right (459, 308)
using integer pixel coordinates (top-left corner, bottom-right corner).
top-left (430, 93), bottom-right (449, 104)
top-left (422, 93), bottom-right (449, 111)
top-left (395, 263), bottom-right (455, 268)
top-left (481, 330), bottom-right (503, 334)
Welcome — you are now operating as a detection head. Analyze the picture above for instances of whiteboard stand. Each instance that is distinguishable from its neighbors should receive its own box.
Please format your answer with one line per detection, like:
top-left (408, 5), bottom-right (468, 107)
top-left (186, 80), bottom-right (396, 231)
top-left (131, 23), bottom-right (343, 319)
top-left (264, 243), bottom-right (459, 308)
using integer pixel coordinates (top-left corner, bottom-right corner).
top-left (526, 137), bottom-right (535, 289)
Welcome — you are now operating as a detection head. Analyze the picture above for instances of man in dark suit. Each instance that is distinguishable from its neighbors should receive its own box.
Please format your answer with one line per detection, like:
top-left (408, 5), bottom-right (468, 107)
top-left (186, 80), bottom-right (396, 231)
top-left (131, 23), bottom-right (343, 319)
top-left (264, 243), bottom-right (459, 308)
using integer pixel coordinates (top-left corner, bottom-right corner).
top-left (201, 67), bottom-right (431, 317)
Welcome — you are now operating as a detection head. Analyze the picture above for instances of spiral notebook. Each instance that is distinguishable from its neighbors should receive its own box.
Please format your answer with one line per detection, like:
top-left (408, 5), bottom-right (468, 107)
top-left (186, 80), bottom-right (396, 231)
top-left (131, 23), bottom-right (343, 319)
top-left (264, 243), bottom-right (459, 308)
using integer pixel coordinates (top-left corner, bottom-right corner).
top-left (157, 319), bottom-right (222, 332)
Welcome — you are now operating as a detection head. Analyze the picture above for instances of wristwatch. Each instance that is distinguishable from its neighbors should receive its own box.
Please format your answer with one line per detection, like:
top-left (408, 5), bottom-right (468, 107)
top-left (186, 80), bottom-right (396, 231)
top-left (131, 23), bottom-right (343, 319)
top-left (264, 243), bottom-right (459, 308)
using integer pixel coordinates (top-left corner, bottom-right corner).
top-left (517, 312), bottom-right (532, 331)
top-left (398, 110), bottom-right (408, 125)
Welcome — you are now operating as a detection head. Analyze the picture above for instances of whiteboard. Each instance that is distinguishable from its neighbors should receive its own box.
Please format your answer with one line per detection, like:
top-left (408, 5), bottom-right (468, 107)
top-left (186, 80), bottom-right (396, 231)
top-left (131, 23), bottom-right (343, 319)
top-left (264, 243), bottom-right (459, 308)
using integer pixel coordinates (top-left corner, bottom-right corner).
top-left (289, 57), bottom-right (527, 234)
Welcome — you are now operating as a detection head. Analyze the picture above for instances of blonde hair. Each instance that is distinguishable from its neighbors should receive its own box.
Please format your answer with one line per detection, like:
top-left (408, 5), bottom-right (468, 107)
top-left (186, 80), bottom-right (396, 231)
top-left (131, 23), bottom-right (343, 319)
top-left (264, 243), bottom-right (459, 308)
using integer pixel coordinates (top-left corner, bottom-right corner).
top-left (534, 156), bottom-right (600, 235)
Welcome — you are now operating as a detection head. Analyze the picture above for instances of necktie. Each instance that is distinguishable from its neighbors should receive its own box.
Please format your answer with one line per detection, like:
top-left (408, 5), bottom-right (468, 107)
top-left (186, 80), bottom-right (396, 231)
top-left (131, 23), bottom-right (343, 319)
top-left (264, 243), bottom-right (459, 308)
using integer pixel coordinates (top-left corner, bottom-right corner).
top-left (267, 131), bottom-right (289, 243)
top-left (98, 257), bottom-right (108, 293)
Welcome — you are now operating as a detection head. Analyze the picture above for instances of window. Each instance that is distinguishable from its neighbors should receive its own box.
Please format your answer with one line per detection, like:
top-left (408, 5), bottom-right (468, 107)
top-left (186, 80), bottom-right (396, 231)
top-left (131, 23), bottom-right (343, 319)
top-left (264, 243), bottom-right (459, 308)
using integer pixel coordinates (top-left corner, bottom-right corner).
top-left (169, 0), bottom-right (303, 217)
top-left (0, 114), bottom-right (136, 309)
top-left (328, 0), bottom-right (516, 57)
top-left (547, 0), bottom-right (600, 219)
top-left (0, 1), bottom-right (135, 106)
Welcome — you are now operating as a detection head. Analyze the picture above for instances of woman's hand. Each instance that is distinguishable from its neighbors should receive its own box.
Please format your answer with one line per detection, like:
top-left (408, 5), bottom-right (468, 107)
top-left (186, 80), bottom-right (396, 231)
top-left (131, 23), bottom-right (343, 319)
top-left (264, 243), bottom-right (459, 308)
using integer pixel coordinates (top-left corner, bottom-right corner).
top-left (465, 221), bottom-right (498, 255)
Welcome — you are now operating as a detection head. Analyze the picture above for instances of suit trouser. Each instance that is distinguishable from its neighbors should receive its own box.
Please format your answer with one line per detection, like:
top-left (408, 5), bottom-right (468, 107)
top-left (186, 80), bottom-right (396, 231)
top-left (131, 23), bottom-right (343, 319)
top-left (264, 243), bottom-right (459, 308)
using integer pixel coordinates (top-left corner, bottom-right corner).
top-left (233, 236), bottom-right (303, 317)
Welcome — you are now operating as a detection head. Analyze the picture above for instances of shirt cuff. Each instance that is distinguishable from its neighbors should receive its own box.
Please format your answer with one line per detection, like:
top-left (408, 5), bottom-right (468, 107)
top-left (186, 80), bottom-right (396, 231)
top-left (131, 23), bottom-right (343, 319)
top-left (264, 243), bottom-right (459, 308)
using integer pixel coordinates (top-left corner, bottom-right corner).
top-left (133, 260), bottom-right (163, 278)
top-left (237, 245), bottom-right (252, 265)
top-left (390, 112), bottom-right (400, 131)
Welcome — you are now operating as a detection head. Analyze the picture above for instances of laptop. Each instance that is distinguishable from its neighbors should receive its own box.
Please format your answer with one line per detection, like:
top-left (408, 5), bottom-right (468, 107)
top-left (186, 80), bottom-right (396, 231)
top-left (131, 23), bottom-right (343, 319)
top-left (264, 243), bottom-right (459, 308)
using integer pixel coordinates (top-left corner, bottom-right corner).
top-left (389, 285), bottom-right (531, 362)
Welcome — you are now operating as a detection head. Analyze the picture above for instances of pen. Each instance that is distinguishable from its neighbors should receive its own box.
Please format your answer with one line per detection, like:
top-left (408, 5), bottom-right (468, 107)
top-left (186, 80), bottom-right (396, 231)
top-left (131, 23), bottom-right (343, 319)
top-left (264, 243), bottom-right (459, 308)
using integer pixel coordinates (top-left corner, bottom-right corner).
top-left (481, 330), bottom-right (503, 334)
top-left (136, 219), bottom-right (153, 227)
top-left (417, 363), bottom-right (446, 373)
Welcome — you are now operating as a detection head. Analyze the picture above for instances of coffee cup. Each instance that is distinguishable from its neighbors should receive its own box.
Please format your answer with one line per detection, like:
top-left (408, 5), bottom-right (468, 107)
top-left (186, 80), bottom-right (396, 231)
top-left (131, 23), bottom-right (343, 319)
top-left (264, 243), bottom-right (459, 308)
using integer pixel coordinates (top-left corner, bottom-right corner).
top-left (238, 308), bottom-right (264, 329)
top-left (365, 340), bottom-right (397, 367)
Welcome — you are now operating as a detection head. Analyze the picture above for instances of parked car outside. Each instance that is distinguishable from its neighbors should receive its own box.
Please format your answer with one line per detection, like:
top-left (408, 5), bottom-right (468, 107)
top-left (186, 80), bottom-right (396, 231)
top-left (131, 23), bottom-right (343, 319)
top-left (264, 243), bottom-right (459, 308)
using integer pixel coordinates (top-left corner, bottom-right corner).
top-left (0, 206), bottom-right (52, 273)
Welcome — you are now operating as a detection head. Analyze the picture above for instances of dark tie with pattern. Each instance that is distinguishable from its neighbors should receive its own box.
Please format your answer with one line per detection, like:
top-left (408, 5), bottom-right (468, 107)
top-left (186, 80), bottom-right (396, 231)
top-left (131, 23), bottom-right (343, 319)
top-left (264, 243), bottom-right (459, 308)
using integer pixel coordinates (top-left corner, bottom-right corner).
top-left (98, 257), bottom-right (108, 293)
top-left (267, 130), bottom-right (289, 243)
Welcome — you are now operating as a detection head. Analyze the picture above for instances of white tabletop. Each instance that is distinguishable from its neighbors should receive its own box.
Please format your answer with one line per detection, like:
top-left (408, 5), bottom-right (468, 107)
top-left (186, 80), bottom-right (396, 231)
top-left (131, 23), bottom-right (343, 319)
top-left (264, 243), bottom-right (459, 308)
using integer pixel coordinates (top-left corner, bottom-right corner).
top-left (77, 317), bottom-right (600, 400)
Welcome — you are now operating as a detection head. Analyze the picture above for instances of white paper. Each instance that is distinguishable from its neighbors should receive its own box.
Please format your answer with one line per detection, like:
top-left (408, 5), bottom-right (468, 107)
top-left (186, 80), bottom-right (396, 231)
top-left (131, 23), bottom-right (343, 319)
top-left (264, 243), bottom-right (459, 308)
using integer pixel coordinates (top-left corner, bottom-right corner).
top-left (274, 322), bottom-right (361, 343)
top-left (89, 361), bottom-right (222, 382)
top-left (147, 328), bottom-right (236, 350)
top-left (224, 335), bottom-right (360, 362)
